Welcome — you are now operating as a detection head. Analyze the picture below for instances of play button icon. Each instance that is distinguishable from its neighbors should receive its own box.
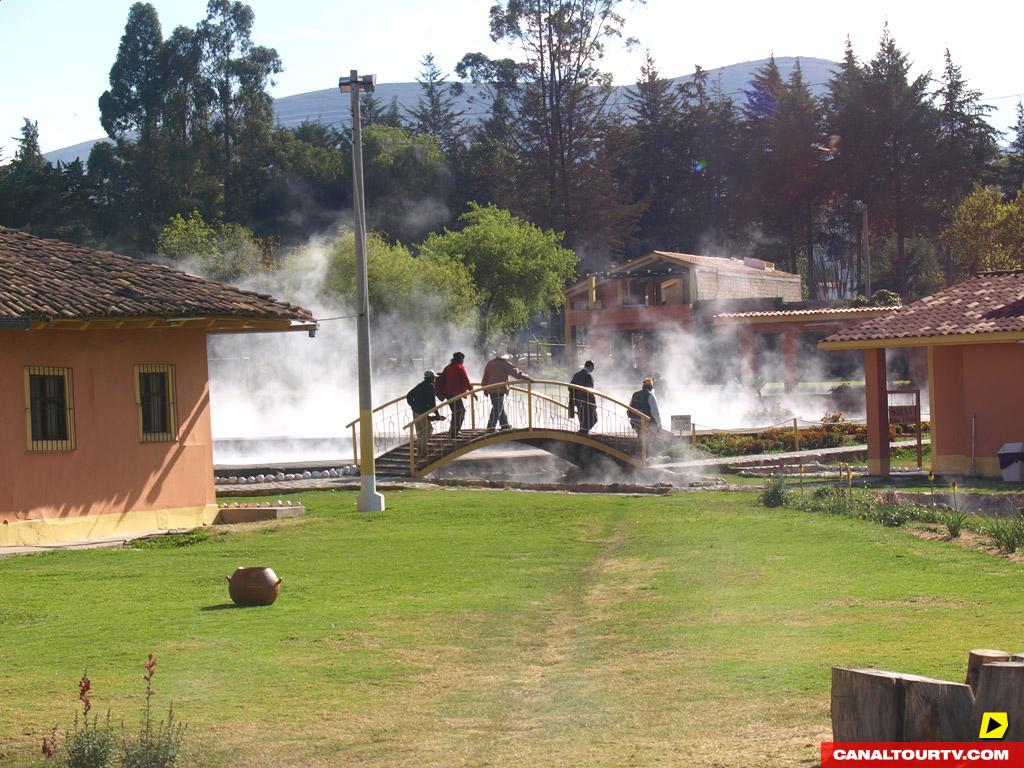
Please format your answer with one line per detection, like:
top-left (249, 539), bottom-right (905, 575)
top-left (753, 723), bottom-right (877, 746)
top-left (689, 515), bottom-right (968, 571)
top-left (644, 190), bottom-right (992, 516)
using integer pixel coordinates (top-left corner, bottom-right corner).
top-left (980, 712), bottom-right (1008, 739)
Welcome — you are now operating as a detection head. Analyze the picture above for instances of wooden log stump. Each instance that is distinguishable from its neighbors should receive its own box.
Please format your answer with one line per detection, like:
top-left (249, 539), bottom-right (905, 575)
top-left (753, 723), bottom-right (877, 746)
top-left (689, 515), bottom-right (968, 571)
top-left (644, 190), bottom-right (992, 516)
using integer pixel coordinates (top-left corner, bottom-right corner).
top-left (972, 662), bottom-right (1024, 741)
top-left (832, 668), bottom-right (904, 741)
top-left (903, 676), bottom-right (974, 741)
top-left (966, 649), bottom-right (1011, 693)
top-left (832, 668), bottom-right (974, 742)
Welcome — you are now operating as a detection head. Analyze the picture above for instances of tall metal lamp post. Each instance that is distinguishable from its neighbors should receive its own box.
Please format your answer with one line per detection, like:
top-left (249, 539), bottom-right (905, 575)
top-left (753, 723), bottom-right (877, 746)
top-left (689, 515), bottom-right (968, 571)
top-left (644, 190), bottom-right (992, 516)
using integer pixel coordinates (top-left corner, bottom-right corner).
top-left (340, 70), bottom-right (384, 513)
top-left (853, 200), bottom-right (871, 298)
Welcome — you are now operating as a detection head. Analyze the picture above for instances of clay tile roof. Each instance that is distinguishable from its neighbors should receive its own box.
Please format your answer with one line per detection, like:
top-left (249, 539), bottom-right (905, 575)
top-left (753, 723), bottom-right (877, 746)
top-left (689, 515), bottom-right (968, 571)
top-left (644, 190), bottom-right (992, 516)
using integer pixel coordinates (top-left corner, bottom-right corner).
top-left (714, 306), bottom-right (896, 320)
top-left (0, 228), bottom-right (315, 324)
top-left (822, 270), bottom-right (1024, 345)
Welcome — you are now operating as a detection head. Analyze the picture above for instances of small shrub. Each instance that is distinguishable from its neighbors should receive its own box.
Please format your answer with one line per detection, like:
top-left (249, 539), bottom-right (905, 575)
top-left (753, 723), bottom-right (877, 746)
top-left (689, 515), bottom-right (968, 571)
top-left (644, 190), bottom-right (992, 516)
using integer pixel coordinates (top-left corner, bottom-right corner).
top-left (804, 485), bottom-right (869, 518)
top-left (940, 510), bottom-right (969, 538)
top-left (60, 675), bottom-right (117, 768)
top-left (128, 531), bottom-right (208, 549)
top-left (122, 654), bottom-right (187, 768)
top-left (760, 475), bottom-right (790, 508)
top-left (63, 720), bottom-right (118, 768)
top-left (865, 491), bottom-right (916, 527)
top-left (121, 706), bottom-right (186, 768)
top-left (988, 519), bottom-right (1024, 553)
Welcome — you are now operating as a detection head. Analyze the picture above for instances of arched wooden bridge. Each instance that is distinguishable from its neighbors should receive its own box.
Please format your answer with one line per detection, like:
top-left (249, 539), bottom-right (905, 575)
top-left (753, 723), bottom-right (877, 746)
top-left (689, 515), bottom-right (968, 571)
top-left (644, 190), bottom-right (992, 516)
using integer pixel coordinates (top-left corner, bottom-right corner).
top-left (345, 380), bottom-right (652, 478)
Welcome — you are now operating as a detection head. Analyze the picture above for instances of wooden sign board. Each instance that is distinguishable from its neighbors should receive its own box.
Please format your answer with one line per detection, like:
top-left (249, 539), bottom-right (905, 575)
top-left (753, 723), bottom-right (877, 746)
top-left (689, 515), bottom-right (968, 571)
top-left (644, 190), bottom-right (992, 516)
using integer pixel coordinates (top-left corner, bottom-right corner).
top-left (671, 414), bottom-right (692, 434)
top-left (888, 405), bottom-right (919, 425)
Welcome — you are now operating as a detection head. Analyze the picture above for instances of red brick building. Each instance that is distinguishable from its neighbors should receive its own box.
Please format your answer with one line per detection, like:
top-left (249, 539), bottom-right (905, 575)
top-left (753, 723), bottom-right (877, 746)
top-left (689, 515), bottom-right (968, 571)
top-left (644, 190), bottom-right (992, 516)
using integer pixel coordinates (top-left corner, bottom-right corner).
top-left (563, 251), bottom-right (802, 361)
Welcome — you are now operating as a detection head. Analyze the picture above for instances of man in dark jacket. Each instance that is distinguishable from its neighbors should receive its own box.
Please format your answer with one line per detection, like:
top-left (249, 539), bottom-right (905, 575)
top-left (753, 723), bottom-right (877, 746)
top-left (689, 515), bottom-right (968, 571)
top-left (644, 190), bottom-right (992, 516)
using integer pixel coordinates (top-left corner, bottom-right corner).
top-left (568, 360), bottom-right (597, 435)
top-left (436, 351), bottom-right (475, 438)
top-left (628, 376), bottom-right (661, 434)
top-left (407, 370), bottom-right (441, 457)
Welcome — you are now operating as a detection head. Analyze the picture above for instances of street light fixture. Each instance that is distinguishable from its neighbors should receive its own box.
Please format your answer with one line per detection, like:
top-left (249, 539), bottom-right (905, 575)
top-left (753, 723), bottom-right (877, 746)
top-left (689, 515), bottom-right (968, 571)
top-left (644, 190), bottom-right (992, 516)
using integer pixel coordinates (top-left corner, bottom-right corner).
top-left (852, 200), bottom-right (871, 298)
top-left (340, 69), bottom-right (384, 513)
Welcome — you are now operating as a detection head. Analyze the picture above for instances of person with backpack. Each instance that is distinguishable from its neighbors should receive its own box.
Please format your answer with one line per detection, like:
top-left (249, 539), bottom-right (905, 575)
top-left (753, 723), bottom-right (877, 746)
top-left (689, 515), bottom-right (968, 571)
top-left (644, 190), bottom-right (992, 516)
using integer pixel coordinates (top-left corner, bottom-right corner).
top-left (436, 352), bottom-right (475, 438)
top-left (406, 370), bottom-right (444, 457)
top-left (568, 360), bottom-right (597, 435)
top-left (628, 377), bottom-right (661, 436)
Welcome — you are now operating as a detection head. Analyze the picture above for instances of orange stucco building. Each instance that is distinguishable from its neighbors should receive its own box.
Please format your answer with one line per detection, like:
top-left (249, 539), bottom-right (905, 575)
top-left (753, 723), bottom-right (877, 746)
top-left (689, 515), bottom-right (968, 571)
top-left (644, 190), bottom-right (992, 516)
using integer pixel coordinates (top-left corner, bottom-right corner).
top-left (0, 229), bottom-right (315, 545)
top-left (820, 270), bottom-right (1024, 478)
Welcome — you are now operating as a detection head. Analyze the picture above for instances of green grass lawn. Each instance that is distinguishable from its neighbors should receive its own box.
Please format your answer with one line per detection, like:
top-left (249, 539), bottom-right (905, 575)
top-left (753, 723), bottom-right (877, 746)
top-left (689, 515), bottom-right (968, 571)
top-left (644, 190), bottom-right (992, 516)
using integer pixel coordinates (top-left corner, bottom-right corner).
top-left (2, 489), bottom-right (1022, 767)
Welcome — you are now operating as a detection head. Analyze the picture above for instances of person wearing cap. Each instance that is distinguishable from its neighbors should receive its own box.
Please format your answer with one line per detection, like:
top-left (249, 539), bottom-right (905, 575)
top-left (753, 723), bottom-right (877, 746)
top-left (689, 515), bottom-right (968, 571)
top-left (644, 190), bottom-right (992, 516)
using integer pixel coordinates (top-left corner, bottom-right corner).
top-left (436, 351), bottom-right (475, 438)
top-left (407, 370), bottom-right (443, 456)
top-left (628, 376), bottom-right (661, 436)
top-left (568, 360), bottom-right (597, 435)
top-left (481, 353), bottom-right (533, 432)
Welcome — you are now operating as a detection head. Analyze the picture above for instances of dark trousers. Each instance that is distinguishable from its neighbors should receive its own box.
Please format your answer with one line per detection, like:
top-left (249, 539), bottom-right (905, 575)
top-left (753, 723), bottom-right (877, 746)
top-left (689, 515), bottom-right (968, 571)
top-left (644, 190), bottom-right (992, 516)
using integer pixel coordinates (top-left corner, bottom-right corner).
top-left (577, 403), bottom-right (597, 434)
top-left (487, 393), bottom-right (510, 430)
top-left (449, 399), bottom-right (466, 437)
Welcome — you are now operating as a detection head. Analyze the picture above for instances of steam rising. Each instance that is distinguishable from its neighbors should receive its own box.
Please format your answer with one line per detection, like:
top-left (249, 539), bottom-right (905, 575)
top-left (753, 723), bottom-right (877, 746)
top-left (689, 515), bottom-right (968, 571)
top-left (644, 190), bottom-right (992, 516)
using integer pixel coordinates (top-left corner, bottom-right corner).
top-left (196, 233), bottom-right (893, 467)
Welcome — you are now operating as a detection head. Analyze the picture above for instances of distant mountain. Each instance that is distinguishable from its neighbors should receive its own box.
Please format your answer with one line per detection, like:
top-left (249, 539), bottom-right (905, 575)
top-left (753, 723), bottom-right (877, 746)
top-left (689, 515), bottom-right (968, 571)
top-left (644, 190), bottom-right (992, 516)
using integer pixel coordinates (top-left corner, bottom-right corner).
top-left (43, 57), bottom-right (837, 166)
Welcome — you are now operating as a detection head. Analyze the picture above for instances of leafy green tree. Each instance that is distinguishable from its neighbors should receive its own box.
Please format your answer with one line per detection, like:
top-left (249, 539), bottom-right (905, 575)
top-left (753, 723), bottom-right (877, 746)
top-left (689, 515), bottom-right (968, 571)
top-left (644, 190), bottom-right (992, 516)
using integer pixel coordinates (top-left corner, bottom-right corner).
top-left (826, 27), bottom-right (940, 297)
top-left (157, 209), bottom-right (266, 281)
top-left (677, 71), bottom-right (745, 251)
top-left (98, 3), bottom-right (170, 247)
top-left (0, 119), bottom-right (54, 230)
top-left (360, 93), bottom-right (403, 128)
top-left (942, 184), bottom-right (1024, 275)
top-left (320, 230), bottom-right (477, 328)
top-left (454, 54), bottom-right (524, 213)
top-left (418, 203), bottom-right (577, 346)
top-left (744, 60), bottom-right (825, 290)
top-left (1006, 102), bottom-right (1024, 195)
top-left (616, 52), bottom-right (683, 253)
top-left (485, 0), bottom-right (643, 266)
top-left (197, 0), bottom-right (282, 223)
top-left (360, 125), bottom-right (452, 243)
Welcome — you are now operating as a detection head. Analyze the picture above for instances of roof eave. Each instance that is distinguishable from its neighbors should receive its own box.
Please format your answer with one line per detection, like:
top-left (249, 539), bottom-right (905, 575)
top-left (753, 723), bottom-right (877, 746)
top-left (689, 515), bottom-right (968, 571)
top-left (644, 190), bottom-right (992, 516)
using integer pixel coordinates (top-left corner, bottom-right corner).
top-left (818, 330), bottom-right (1024, 350)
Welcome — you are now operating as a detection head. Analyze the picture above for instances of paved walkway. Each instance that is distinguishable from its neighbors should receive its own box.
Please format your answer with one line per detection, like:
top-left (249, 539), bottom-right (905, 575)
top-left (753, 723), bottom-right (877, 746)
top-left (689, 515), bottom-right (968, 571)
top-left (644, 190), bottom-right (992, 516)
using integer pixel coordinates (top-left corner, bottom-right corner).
top-left (0, 528), bottom-right (195, 559)
top-left (653, 438), bottom-right (928, 471)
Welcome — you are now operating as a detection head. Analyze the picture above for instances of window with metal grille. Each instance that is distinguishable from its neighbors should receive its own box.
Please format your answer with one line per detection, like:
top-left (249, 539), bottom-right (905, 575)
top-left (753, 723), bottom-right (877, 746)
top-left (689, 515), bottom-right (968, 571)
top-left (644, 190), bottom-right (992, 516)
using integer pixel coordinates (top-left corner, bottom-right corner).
top-left (135, 364), bottom-right (177, 442)
top-left (24, 367), bottom-right (75, 451)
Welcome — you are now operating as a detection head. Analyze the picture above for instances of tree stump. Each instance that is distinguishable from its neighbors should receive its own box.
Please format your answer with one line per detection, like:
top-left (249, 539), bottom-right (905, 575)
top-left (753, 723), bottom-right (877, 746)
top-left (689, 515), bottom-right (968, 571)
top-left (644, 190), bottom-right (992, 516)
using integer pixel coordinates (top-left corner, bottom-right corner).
top-left (903, 676), bottom-right (974, 741)
top-left (972, 662), bottom-right (1024, 740)
top-left (832, 668), bottom-right (973, 741)
top-left (832, 668), bottom-right (904, 741)
top-left (966, 649), bottom-right (1011, 693)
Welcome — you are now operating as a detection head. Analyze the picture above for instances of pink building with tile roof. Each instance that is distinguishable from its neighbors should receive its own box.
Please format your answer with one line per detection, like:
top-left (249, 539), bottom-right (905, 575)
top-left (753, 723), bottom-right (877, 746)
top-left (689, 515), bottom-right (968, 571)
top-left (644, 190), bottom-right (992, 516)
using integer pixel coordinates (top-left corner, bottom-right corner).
top-left (820, 270), bottom-right (1024, 478)
top-left (0, 229), bottom-right (316, 545)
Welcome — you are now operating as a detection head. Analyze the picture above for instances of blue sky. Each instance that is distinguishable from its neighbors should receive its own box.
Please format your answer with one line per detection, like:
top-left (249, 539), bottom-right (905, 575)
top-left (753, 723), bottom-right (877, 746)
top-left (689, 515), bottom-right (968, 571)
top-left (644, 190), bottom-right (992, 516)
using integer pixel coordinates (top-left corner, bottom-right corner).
top-left (1, 0), bottom-right (1021, 154)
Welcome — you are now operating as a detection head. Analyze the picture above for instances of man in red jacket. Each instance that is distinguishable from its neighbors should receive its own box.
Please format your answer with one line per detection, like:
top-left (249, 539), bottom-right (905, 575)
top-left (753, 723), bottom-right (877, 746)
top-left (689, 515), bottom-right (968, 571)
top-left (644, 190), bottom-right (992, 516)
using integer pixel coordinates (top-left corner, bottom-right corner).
top-left (436, 351), bottom-right (475, 438)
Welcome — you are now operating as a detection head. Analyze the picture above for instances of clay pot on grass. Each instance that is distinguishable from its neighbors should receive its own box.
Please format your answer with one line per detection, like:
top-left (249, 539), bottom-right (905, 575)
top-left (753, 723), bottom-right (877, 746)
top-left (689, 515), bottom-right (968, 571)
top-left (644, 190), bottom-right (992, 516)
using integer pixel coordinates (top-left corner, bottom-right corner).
top-left (227, 567), bottom-right (282, 607)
